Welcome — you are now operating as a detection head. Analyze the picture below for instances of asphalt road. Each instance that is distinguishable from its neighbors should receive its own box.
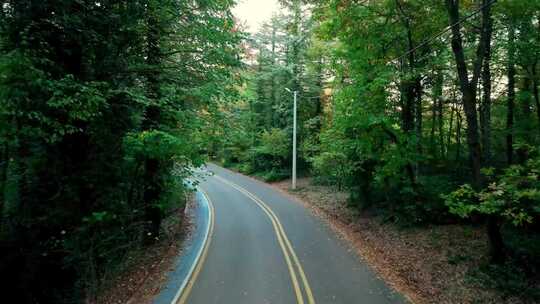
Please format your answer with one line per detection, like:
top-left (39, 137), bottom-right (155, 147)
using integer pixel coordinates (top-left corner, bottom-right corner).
top-left (183, 164), bottom-right (406, 304)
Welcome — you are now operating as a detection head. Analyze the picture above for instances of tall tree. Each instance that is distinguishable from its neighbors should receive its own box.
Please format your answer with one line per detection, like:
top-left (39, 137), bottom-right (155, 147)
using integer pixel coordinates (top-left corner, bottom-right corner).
top-left (446, 0), bottom-right (492, 188)
top-left (506, 22), bottom-right (516, 165)
top-left (480, 6), bottom-right (493, 163)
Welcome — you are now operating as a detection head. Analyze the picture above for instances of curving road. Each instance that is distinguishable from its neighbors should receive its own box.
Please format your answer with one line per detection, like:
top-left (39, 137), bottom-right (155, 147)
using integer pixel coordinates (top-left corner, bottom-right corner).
top-left (181, 164), bottom-right (406, 304)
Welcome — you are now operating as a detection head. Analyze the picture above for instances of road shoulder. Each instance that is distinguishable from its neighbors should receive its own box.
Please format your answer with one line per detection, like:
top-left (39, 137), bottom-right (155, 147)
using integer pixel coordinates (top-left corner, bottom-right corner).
top-left (153, 190), bottom-right (213, 304)
top-left (269, 177), bottom-right (501, 304)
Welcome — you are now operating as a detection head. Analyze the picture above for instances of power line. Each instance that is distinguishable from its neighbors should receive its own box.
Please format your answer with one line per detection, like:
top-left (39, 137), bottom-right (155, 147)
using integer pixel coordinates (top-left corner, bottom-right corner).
top-left (392, 0), bottom-right (497, 63)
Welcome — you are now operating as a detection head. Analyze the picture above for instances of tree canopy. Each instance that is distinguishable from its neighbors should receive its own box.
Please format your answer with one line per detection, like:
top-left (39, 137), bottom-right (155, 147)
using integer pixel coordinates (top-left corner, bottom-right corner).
top-left (217, 0), bottom-right (540, 300)
top-left (0, 0), bottom-right (241, 302)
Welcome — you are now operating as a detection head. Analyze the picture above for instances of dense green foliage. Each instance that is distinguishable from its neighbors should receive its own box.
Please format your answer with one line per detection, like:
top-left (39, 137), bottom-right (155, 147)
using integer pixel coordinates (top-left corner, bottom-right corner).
top-left (2, 0), bottom-right (540, 302)
top-left (217, 6), bottom-right (326, 179)
top-left (216, 0), bottom-right (540, 298)
top-left (0, 0), bottom-right (240, 302)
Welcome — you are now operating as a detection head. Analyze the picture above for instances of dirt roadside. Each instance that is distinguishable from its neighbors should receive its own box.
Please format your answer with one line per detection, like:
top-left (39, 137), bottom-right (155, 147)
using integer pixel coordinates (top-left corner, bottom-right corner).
top-left (270, 177), bottom-right (514, 304)
top-left (93, 196), bottom-right (194, 304)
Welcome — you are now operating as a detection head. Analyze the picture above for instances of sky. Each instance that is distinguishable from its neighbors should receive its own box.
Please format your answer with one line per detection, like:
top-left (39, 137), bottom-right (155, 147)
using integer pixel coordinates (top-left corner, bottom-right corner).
top-left (232, 0), bottom-right (281, 33)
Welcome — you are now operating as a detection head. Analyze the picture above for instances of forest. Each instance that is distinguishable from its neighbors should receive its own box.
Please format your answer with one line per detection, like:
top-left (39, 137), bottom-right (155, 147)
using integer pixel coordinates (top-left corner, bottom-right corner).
top-left (0, 0), bottom-right (539, 303)
top-left (217, 0), bottom-right (540, 301)
top-left (0, 0), bottom-right (241, 302)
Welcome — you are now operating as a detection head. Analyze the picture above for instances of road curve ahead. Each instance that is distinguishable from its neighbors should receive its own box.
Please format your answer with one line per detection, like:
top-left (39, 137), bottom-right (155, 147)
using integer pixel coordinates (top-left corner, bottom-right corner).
top-left (182, 164), bottom-right (407, 304)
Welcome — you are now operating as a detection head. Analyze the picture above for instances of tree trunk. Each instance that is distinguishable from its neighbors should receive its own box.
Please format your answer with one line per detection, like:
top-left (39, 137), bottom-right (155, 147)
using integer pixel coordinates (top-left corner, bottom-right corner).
top-left (430, 95), bottom-right (437, 154)
top-left (431, 69), bottom-right (444, 157)
top-left (415, 78), bottom-right (423, 155)
top-left (401, 79), bottom-right (416, 133)
top-left (459, 78), bottom-right (482, 186)
top-left (438, 95), bottom-right (444, 157)
top-left (446, 0), bottom-right (491, 189)
top-left (399, 60), bottom-right (416, 133)
top-left (507, 23), bottom-right (516, 165)
top-left (396, 0), bottom-right (419, 137)
top-left (447, 0), bottom-right (506, 263)
top-left (315, 57), bottom-right (324, 132)
top-left (480, 11), bottom-right (493, 164)
top-left (447, 100), bottom-right (455, 159)
top-left (487, 216), bottom-right (506, 264)
top-left (456, 107), bottom-right (462, 162)
top-left (143, 158), bottom-right (162, 241)
top-left (0, 142), bottom-right (8, 220)
top-left (127, 162), bottom-right (142, 208)
top-left (521, 74), bottom-right (532, 118)
top-left (142, 5), bottom-right (163, 243)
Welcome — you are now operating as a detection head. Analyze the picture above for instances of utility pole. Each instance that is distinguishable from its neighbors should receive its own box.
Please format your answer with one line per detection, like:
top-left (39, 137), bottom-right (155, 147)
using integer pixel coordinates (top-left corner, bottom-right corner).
top-left (285, 88), bottom-right (298, 190)
top-left (292, 90), bottom-right (297, 190)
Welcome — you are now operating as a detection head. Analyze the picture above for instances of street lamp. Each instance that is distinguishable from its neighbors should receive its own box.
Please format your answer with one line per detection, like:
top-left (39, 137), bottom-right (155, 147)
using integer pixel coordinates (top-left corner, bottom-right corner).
top-left (285, 88), bottom-right (297, 190)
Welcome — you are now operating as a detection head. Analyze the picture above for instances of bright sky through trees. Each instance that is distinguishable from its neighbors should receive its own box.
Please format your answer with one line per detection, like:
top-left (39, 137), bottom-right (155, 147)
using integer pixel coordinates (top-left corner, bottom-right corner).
top-left (233, 0), bottom-right (280, 33)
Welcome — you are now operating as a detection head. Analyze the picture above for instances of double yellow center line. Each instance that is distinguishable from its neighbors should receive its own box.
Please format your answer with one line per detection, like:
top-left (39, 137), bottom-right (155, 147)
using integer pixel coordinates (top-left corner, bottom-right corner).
top-left (214, 175), bottom-right (316, 304)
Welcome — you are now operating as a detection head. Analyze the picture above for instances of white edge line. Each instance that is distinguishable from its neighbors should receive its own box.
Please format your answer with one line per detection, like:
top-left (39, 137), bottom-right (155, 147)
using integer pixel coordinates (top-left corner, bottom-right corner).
top-left (170, 188), bottom-right (213, 304)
